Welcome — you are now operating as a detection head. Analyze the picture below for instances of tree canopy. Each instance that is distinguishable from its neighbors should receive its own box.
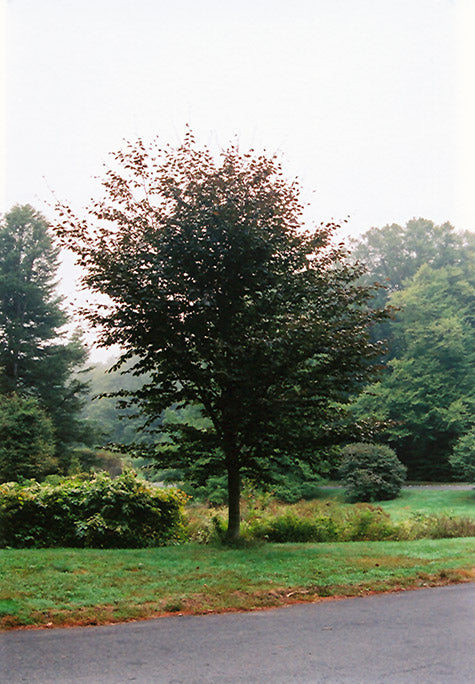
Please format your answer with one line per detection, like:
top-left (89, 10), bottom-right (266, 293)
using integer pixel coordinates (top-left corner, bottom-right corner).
top-left (350, 219), bottom-right (474, 360)
top-left (353, 262), bottom-right (474, 479)
top-left (449, 428), bottom-right (475, 482)
top-left (0, 204), bottom-right (90, 469)
top-left (55, 134), bottom-right (387, 537)
top-left (351, 218), bottom-right (473, 299)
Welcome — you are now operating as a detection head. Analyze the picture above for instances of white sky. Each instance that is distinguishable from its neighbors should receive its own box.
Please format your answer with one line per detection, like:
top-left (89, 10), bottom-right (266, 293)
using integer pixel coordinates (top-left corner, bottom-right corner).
top-left (1, 0), bottom-right (474, 359)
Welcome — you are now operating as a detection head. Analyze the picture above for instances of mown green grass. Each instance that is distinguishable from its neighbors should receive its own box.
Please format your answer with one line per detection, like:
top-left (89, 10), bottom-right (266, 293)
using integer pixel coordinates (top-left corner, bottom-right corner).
top-left (1, 538), bottom-right (474, 629)
top-left (376, 487), bottom-right (475, 520)
top-left (314, 486), bottom-right (475, 519)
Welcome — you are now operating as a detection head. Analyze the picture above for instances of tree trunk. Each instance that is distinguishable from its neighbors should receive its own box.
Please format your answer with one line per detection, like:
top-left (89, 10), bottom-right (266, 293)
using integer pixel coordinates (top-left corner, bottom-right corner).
top-left (224, 442), bottom-right (241, 541)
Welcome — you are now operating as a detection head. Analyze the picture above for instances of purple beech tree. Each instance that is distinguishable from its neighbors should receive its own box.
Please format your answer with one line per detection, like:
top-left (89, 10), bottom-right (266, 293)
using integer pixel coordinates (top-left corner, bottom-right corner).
top-left (55, 133), bottom-right (386, 539)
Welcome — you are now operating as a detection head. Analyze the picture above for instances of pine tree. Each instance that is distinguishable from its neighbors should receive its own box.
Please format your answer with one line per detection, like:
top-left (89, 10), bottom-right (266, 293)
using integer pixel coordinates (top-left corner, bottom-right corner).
top-left (0, 204), bottom-right (90, 468)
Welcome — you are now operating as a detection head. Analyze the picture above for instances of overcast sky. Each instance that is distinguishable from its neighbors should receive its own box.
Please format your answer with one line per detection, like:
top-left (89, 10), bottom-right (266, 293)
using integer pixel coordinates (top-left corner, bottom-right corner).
top-left (2, 0), bottom-right (474, 358)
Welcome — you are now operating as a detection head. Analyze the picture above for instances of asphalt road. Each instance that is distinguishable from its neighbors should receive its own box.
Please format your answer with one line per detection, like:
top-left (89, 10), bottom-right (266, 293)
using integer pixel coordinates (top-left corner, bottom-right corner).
top-left (1, 584), bottom-right (474, 684)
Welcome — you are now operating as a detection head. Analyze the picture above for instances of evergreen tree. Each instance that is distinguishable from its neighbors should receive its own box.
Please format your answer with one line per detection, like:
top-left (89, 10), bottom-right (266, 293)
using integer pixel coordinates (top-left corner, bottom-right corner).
top-left (0, 204), bottom-right (90, 468)
top-left (0, 393), bottom-right (56, 482)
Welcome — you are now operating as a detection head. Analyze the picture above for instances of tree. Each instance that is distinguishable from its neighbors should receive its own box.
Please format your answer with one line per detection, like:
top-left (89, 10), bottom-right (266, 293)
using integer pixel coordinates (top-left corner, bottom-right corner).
top-left (0, 205), bottom-right (90, 467)
top-left (351, 219), bottom-right (474, 358)
top-left (353, 263), bottom-right (474, 479)
top-left (55, 134), bottom-right (387, 538)
top-left (0, 393), bottom-right (56, 482)
top-left (449, 428), bottom-right (475, 482)
top-left (351, 218), bottom-right (473, 299)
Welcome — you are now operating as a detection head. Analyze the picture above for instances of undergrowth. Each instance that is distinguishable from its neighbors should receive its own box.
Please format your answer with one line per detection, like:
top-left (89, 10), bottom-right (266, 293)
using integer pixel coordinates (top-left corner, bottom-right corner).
top-left (185, 493), bottom-right (475, 544)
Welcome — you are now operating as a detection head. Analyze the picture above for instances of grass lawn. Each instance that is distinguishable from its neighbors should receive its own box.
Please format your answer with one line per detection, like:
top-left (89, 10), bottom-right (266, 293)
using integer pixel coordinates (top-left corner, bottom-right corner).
top-left (1, 538), bottom-right (474, 629)
top-left (315, 486), bottom-right (475, 520)
top-left (377, 487), bottom-right (475, 520)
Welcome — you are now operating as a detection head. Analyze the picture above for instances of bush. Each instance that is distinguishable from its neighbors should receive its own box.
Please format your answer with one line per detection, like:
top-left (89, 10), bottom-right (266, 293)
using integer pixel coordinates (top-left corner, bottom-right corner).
top-left (248, 512), bottom-right (339, 542)
top-left (0, 394), bottom-right (57, 482)
top-left (408, 513), bottom-right (475, 539)
top-left (449, 428), bottom-right (475, 482)
top-left (185, 495), bottom-right (474, 544)
top-left (339, 443), bottom-right (406, 502)
top-left (271, 479), bottom-right (325, 504)
top-left (0, 470), bottom-right (186, 548)
top-left (67, 447), bottom-right (125, 476)
top-left (341, 505), bottom-right (398, 541)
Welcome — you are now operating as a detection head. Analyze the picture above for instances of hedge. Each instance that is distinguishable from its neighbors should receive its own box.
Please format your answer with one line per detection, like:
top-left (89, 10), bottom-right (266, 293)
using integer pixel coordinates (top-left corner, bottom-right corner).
top-left (0, 470), bottom-right (186, 548)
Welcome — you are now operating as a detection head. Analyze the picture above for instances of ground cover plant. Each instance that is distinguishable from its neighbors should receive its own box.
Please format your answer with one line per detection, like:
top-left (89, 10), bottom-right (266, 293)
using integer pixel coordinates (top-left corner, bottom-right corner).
top-left (1, 486), bottom-right (473, 629)
top-left (1, 538), bottom-right (473, 629)
top-left (315, 485), bottom-right (475, 518)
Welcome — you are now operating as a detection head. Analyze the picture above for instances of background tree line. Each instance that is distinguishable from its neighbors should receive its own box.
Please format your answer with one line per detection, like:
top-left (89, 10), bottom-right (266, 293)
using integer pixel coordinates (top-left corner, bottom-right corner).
top-left (351, 219), bottom-right (474, 480)
top-left (1, 164), bottom-right (473, 511)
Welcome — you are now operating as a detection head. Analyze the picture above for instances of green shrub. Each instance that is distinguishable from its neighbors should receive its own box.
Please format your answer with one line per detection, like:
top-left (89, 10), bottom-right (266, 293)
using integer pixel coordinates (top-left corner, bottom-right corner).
top-left (271, 479), bottom-right (325, 504)
top-left (68, 447), bottom-right (125, 477)
top-left (449, 428), bottom-right (475, 482)
top-left (339, 443), bottom-right (406, 502)
top-left (159, 468), bottom-right (185, 484)
top-left (247, 512), bottom-right (339, 543)
top-left (0, 470), bottom-right (186, 548)
top-left (185, 494), bottom-right (474, 544)
top-left (181, 474), bottom-right (229, 506)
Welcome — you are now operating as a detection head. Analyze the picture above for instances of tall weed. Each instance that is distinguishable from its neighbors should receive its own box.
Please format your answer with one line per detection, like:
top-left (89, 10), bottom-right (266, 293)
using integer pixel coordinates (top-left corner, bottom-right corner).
top-left (185, 496), bottom-right (475, 544)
